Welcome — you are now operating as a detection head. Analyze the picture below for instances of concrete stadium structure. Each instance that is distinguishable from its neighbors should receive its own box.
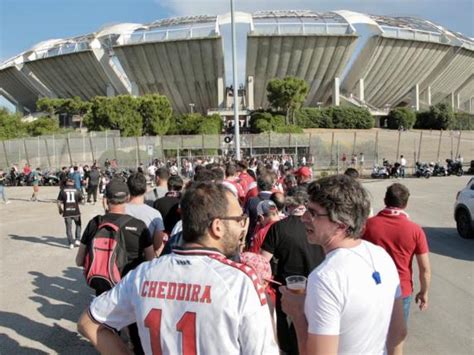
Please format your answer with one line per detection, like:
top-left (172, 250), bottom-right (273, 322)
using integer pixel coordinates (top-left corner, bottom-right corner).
top-left (1, 10), bottom-right (473, 118)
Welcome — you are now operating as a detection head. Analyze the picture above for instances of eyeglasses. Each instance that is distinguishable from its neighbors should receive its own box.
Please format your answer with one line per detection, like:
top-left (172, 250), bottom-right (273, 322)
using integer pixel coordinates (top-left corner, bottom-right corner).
top-left (305, 206), bottom-right (329, 220)
top-left (212, 213), bottom-right (249, 227)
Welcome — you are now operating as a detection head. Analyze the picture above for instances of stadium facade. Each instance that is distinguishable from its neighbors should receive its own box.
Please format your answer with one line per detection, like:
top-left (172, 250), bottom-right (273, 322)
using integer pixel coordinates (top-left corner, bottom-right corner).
top-left (1, 10), bottom-right (473, 120)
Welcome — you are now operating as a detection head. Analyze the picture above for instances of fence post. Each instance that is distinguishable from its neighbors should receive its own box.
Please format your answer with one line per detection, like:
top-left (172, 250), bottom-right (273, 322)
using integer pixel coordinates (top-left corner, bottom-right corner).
top-left (336, 141), bottom-right (340, 175)
top-left (23, 139), bottom-right (30, 166)
top-left (44, 139), bottom-right (52, 168)
top-left (455, 131), bottom-right (462, 158)
top-left (135, 137), bottom-right (141, 168)
top-left (37, 136), bottom-right (40, 167)
top-left (159, 135), bottom-right (164, 159)
top-left (374, 130), bottom-right (379, 166)
top-left (330, 132), bottom-right (335, 167)
top-left (352, 131), bottom-right (357, 156)
top-left (268, 132), bottom-right (271, 154)
top-left (82, 134), bottom-right (86, 164)
top-left (395, 130), bottom-right (401, 162)
top-left (436, 130), bottom-right (442, 162)
top-left (417, 131), bottom-right (423, 162)
top-left (89, 133), bottom-right (95, 163)
top-left (105, 129), bottom-right (108, 151)
top-left (450, 132), bottom-right (454, 160)
top-left (112, 136), bottom-right (118, 161)
top-left (52, 135), bottom-right (56, 167)
top-left (2, 140), bottom-right (9, 167)
top-left (66, 136), bottom-right (73, 166)
top-left (250, 134), bottom-right (254, 156)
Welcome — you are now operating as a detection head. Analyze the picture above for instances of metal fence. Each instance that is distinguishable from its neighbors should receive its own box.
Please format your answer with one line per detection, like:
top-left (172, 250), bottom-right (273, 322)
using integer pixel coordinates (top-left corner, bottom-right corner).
top-left (1, 129), bottom-right (473, 172)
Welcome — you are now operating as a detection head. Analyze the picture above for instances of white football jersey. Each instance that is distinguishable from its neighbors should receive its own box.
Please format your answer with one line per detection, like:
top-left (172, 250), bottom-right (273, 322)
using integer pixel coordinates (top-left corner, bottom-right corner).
top-left (89, 248), bottom-right (279, 355)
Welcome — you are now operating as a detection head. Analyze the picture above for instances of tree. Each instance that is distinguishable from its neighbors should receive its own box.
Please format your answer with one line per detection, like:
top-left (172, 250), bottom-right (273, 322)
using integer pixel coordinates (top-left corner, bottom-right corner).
top-left (198, 114), bottom-right (222, 135)
top-left (386, 108), bottom-right (416, 129)
top-left (296, 107), bottom-right (333, 128)
top-left (267, 77), bottom-right (309, 125)
top-left (415, 103), bottom-right (455, 130)
top-left (26, 116), bottom-right (61, 136)
top-left (0, 108), bottom-right (26, 140)
top-left (138, 94), bottom-right (173, 135)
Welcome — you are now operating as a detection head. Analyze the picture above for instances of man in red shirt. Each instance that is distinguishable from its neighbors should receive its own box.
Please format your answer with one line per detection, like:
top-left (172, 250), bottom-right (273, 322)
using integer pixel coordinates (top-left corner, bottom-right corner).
top-left (363, 183), bottom-right (431, 326)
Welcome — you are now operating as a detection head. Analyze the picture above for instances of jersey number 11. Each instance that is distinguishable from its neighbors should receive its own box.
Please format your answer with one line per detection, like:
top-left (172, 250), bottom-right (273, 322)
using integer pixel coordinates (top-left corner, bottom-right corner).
top-left (145, 308), bottom-right (197, 355)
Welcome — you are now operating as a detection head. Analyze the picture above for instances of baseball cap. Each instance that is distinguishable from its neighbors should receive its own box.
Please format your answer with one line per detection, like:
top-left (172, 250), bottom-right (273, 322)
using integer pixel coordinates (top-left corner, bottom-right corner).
top-left (256, 200), bottom-right (277, 216)
top-left (105, 178), bottom-right (129, 199)
top-left (240, 252), bottom-right (272, 285)
top-left (296, 166), bottom-right (312, 178)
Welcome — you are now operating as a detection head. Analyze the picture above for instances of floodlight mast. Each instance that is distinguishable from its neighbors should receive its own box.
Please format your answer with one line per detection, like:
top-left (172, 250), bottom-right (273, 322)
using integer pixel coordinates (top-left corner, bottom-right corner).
top-left (230, 0), bottom-right (241, 160)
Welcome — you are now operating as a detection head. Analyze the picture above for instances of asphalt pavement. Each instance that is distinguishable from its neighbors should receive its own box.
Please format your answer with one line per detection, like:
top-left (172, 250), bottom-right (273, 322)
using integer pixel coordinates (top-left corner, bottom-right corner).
top-left (0, 176), bottom-right (473, 354)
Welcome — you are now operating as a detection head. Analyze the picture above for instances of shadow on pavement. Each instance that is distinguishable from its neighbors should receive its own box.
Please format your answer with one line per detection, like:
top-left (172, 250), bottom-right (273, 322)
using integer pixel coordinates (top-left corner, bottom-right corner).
top-left (423, 227), bottom-right (474, 261)
top-left (0, 334), bottom-right (47, 354)
top-left (9, 234), bottom-right (69, 249)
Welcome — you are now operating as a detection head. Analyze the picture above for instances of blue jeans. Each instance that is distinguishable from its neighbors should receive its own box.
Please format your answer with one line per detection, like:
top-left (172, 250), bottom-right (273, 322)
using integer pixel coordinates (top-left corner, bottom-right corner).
top-left (402, 295), bottom-right (412, 323)
top-left (0, 185), bottom-right (6, 202)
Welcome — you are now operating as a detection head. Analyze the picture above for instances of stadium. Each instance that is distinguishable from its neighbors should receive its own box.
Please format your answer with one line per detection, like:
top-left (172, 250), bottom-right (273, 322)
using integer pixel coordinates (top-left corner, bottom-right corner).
top-left (1, 10), bottom-right (473, 122)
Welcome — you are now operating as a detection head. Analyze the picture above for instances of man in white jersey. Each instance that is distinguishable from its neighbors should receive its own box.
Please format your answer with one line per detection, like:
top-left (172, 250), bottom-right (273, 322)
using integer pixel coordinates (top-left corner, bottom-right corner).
top-left (78, 182), bottom-right (279, 354)
top-left (280, 175), bottom-right (407, 355)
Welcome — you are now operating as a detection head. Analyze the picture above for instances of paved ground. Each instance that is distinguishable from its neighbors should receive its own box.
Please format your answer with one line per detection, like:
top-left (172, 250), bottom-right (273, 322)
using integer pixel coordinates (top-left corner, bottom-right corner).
top-left (0, 176), bottom-right (473, 354)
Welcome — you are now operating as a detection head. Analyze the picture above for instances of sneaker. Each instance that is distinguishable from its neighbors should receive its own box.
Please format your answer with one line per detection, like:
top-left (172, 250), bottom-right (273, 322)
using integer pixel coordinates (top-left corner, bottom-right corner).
top-left (69, 243), bottom-right (74, 249)
top-left (75, 240), bottom-right (81, 246)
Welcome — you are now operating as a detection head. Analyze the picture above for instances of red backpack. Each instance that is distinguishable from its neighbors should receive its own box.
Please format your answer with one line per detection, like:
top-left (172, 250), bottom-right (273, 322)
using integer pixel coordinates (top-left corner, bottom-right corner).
top-left (83, 215), bottom-right (131, 293)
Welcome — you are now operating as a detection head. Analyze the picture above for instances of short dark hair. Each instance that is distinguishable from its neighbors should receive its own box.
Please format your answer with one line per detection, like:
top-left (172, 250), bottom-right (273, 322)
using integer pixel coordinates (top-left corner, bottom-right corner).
top-left (127, 172), bottom-right (147, 197)
top-left (344, 168), bottom-right (359, 179)
top-left (257, 172), bottom-right (273, 192)
top-left (384, 183), bottom-right (410, 208)
top-left (156, 167), bottom-right (170, 180)
top-left (180, 183), bottom-right (230, 243)
top-left (285, 187), bottom-right (308, 207)
top-left (211, 167), bottom-right (225, 182)
top-left (167, 175), bottom-right (184, 192)
top-left (194, 169), bottom-right (215, 182)
top-left (225, 163), bottom-right (238, 178)
top-left (270, 192), bottom-right (285, 212)
top-left (307, 175), bottom-right (370, 239)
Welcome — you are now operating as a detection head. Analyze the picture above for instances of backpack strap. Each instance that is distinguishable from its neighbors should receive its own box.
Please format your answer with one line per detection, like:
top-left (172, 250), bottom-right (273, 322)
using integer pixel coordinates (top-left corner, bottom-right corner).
top-left (115, 214), bottom-right (133, 229)
top-left (153, 188), bottom-right (159, 199)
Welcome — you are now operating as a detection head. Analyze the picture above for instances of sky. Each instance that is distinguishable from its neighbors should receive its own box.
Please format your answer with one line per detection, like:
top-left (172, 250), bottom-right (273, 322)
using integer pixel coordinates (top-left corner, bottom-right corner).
top-left (0, 0), bottom-right (473, 109)
top-left (0, 0), bottom-right (472, 62)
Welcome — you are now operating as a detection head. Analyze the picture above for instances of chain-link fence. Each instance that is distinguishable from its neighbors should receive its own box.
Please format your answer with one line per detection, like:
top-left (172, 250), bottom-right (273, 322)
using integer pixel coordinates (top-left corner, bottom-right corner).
top-left (1, 129), bottom-right (473, 173)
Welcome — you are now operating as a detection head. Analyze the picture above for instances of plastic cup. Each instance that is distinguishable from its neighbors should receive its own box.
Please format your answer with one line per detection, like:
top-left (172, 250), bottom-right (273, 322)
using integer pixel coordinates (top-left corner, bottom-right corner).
top-left (286, 275), bottom-right (307, 294)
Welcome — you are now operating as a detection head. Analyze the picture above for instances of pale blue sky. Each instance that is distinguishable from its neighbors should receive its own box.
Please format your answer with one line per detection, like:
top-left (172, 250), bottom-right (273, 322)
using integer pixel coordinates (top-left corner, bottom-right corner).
top-left (1, 0), bottom-right (472, 62)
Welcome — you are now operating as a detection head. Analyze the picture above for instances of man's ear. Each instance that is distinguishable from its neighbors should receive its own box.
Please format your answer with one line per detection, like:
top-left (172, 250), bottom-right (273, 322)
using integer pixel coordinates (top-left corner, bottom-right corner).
top-left (209, 218), bottom-right (224, 240)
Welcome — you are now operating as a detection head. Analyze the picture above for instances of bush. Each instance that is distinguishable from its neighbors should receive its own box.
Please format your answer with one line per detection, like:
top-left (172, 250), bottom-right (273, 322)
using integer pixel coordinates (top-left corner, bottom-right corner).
top-left (386, 108), bottom-right (416, 129)
top-left (296, 108), bottom-right (333, 128)
top-left (138, 94), bottom-right (173, 135)
top-left (274, 124), bottom-right (304, 133)
top-left (249, 112), bottom-right (274, 133)
top-left (0, 108), bottom-right (26, 140)
top-left (327, 107), bottom-right (374, 129)
top-left (198, 114), bottom-right (223, 135)
top-left (453, 112), bottom-right (474, 130)
top-left (415, 103), bottom-right (455, 130)
top-left (26, 117), bottom-right (61, 136)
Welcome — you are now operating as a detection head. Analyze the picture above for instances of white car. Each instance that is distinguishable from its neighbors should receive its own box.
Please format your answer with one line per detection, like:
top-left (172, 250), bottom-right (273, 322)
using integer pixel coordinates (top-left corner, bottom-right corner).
top-left (454, 177), bottom-right (474, 239)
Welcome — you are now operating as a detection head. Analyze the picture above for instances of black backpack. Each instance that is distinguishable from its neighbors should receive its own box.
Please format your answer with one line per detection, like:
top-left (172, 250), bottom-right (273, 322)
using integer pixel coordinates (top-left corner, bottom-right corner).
top-left (83, 215), bottom-right (131, 293)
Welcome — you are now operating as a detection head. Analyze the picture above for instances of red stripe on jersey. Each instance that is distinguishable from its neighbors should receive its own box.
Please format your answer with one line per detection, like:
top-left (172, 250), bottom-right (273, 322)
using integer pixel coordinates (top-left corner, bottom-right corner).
top-left (172, 249), bottom-right (224, 258)
top-left (207, 254), bottom-right (267, 306)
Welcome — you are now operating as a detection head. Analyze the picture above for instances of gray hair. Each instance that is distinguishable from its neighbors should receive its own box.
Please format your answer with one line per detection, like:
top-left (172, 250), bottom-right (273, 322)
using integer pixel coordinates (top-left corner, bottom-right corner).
top-left (307, 175), bottom-right (370, 239)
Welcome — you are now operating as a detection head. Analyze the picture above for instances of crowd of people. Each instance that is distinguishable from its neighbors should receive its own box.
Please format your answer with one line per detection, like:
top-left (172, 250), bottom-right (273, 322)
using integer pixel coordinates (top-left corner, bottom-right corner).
top-left (4, 153), bottom-right (432, 354)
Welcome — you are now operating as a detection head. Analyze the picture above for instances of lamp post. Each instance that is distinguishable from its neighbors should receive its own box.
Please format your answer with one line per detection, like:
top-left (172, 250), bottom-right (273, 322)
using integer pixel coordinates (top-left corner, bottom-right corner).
top-left (230, 0), bottom-right (241, 160)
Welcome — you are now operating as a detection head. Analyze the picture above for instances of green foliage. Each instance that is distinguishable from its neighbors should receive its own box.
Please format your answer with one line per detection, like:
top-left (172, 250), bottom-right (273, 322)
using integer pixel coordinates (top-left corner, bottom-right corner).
top-left (386, 107), bottom-right (416, 129)
top-left (267, 77), bottom-right (309, 124)
top-left (26, 116), bottom-right (61, 136)
top-left (84, 96), bottom-right (143, 136)
top-left (249, 112), bottom-right (303, 133)
top-left (0, 108), bottom-right (26, 140)
top-left (326, 107), bottom-right (374, 129)
top-left (296, 108), bottom-right (333, 128)
top-left (37, 97), bottom-right (90, 117)
top-left (453, 112), bottom-right (474, 130)
top-left (415, 103), bottom-right (455, 130)
top-left (274, 124), bottom-right (304, 133)
top-left (198, 114), bottom-right (222, 135)
top-left (138, 94), bottom-right (173, 135)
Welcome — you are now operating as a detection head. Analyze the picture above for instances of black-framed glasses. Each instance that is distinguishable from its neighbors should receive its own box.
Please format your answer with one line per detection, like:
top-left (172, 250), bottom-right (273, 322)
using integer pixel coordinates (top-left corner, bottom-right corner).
top-left (212, 213), bottom-right (249, 227)
top-left (305, 206), bottom-right (329, 220)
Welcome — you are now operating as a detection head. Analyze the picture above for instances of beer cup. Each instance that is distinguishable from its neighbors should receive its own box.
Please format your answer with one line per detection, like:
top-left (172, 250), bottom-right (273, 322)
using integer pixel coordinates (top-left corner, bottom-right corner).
top-left (285, 275), bottom-right (307, 294)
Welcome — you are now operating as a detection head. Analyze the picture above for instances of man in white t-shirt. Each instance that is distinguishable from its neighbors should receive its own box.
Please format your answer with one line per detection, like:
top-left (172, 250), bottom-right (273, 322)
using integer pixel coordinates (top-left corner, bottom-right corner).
top-left (400, 155), bottom-right (407, 178)
top-left (281, 175), bottom-right (406, 355)
top-left (78, 183), bottom-right (279, 355)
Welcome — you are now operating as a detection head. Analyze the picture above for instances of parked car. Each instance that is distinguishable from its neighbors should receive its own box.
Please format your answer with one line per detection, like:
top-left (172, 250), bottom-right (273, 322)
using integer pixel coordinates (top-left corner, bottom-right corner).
top-left (454, 177), bottom-right (474, 239)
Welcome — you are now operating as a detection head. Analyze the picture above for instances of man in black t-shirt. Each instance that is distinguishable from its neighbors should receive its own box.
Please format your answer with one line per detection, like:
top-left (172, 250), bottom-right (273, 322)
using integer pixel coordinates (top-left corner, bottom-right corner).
top-left (75, 178), bottom-right (154, 355)
top-left (261, 188), bottom-right (325, 355)
top-left (153, 175), bottom-right (183, 234)
top-left (86, 166), bottom-right (100, 204)
top-left (57, 179), bottom-right (83, 249)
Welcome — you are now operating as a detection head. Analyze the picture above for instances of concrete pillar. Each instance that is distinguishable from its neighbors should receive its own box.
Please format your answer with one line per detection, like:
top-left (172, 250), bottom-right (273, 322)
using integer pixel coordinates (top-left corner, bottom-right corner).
top-left (131, 82), bottom-right (139, 96)
top-left (333, 77), bottom-right (340, 106)
top-left (413, 84), bottom-right (420, 111)
top-left (106, 84), bottom-right (115, 97)
top-left (470, 97), bottom-right (473, 114)
top-left (247, 76), bottom-right (254, 110)
top-left (358, 78), bottom-right (364, 102)
top-left (451, 92), bottom-right (455, 110)
top-left (456, 93), bottom-right (461, 110)
top-left (217, 77), bottom-right (224, 109)
top-left (427, 86), bottom-right (432, 106)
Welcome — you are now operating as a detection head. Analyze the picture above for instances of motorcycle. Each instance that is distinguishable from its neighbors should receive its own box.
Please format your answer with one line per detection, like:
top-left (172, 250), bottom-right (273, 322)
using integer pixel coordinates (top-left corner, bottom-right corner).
top-left (432, 163), bottom-right (447, 177)
top-left (371, 165), bottom-right (389, 179)
top-left (42, 169), bottom-right (60, 186)
top-left (389, 162), bottom-right (401, 178)
top-left (446, 159), bottom-right (463, 176)
top-left (415, 162), bottom-right (432, 179)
